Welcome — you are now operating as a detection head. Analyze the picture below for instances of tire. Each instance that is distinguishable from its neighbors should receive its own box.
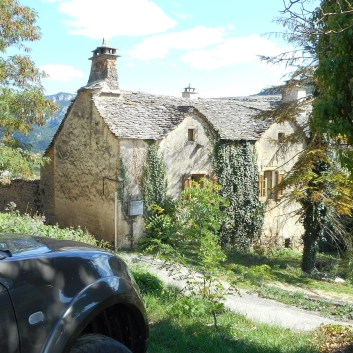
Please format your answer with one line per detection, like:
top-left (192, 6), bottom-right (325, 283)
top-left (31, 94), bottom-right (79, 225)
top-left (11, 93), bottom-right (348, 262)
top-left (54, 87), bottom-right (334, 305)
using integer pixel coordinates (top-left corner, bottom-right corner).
top-left (69, 334), bottom-right (133, 353)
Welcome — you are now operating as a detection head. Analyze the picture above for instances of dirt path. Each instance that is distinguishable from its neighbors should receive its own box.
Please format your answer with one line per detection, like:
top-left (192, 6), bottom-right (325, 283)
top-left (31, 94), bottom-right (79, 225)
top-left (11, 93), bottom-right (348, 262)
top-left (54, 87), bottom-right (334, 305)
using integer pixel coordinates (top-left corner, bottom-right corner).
top-left (121, 253), bottom-right (353, 332)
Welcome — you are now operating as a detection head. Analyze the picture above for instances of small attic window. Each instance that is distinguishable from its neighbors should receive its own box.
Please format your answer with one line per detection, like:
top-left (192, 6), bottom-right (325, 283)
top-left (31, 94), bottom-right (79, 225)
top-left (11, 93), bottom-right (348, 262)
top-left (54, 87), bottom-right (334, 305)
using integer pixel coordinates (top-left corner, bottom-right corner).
top-left (188, 129), bottom-right (195, 142)
top-left (278, 132), bottom-right (285, 141)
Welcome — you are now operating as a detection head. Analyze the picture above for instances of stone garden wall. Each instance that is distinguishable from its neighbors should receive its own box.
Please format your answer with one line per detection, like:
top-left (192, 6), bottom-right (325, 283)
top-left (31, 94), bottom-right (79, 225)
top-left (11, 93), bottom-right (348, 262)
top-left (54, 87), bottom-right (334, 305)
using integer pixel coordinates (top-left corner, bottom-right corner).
top-left (0, 179), bottom-right (43, 215)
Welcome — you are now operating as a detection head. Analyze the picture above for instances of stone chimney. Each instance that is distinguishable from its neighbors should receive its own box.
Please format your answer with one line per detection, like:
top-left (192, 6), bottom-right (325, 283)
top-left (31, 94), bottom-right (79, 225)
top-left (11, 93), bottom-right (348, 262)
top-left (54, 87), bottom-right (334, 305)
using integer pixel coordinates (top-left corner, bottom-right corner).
top-left (182, 83), bottom-right (198, 99)
top-left (282, 80), bottom-right (306, 102)
top-left (87, 39), bottom-right (120, 90)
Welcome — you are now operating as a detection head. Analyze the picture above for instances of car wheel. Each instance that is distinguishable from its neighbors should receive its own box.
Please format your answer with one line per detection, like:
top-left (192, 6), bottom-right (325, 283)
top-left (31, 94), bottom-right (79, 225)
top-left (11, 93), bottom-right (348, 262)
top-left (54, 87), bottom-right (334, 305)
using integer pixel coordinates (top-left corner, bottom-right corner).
top-left (69, 334), bottom-right (133, 353)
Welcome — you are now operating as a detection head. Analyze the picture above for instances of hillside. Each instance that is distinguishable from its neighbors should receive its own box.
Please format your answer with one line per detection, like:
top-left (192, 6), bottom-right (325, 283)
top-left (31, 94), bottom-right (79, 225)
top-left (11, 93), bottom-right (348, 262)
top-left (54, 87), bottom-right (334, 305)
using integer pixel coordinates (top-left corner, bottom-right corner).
top-left (14, 92), bottom-right (76, 153)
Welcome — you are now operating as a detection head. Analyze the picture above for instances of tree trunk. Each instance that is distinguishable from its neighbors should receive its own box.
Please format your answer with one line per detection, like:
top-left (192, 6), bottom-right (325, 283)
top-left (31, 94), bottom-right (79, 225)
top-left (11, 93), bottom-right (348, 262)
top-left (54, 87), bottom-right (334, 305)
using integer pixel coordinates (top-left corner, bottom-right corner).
top-left (301, 230), bottom-right (318, 273)
top-left (301, 198), bottom-right (326, 274)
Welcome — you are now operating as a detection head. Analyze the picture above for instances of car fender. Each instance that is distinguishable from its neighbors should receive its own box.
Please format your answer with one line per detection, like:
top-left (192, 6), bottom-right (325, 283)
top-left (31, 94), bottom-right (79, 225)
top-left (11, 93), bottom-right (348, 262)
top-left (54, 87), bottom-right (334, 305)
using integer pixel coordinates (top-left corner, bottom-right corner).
top-left (42, 276), bottom-right (143, 353)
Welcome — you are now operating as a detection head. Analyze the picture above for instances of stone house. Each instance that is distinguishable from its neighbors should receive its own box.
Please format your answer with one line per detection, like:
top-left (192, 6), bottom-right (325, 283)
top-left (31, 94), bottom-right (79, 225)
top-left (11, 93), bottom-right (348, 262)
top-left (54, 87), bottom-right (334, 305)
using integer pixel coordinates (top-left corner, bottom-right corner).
top-left (40, 41), bottom-right (306, 248)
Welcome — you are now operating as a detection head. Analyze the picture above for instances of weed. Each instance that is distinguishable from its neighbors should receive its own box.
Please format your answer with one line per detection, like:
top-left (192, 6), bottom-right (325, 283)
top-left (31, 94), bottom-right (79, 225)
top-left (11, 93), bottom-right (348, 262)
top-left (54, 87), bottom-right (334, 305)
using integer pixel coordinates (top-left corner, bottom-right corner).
top-left (254, 285), bottom-right (353, 320)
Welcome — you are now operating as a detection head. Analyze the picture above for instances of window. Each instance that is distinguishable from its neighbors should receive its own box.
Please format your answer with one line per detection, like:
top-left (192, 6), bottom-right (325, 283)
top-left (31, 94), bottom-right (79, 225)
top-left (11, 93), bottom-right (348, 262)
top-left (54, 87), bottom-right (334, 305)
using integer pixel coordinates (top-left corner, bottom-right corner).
top-left (259, 170), bottom-right (284, 200)
top-left (182, 174), bottom-right (204, 190)
top-left (191, 174), bottom-right (203, 184)
top-left (188, 129), bottom-right (195, 142)
top-left (278, 132), bottom-right (285, 141)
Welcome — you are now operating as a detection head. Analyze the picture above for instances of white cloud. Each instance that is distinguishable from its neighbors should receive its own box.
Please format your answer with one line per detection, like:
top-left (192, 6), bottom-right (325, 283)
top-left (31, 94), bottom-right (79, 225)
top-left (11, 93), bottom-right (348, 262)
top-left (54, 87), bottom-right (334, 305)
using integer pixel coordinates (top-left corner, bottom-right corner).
top-left (173, 12), bottom-right (190, 20)
top-left (227, 24), bottom-right (234, 30)
top-left (40, 64), bottom-right (84, 81)
top-left (181, 34), bottom-right (292, 70)
top-left (57, 0), bottom-right (176, 38)
top-left (201, 82), bottom-right (260, 98)
top-left (129, 26), bottom-right (225, 60)
top-left (42, 0), bottom-right (64, 2)
top-left (171, 1), bottom-right (181, 7)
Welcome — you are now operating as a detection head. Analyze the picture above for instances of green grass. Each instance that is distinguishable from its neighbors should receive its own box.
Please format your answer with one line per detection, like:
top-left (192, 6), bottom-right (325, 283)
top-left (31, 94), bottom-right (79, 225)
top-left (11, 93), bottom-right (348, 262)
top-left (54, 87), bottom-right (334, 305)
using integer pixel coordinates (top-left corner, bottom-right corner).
top-left (1, 210), bottom-right (353, 352)
top-left (224, 248), bottom-right (353, 293)
top-left (132, 267), bottom-right (320, 353)
top-left (1, 210), bottom-right (352, 351)
top-left (252, 286), bottom-right (353, 321)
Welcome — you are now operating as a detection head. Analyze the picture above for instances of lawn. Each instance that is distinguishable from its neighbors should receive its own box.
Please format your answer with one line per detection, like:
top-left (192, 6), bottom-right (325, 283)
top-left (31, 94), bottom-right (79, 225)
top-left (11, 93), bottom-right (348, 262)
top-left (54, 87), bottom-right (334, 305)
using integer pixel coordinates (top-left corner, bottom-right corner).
top-left (1, 209), bottom-right (352, 352)
top-left (131, 268), bottom-right (321, 353)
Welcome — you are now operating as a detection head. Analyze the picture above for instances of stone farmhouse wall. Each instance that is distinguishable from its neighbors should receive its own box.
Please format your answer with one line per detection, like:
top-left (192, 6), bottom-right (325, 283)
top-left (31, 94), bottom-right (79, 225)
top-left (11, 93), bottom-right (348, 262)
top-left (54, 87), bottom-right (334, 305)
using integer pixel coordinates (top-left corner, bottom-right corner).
top-left (256, 121), bottom-right (306, 249)
top-left (0, 179), bottom-right (43, 215)
top-left (41, 90), bottom-right (121, 244)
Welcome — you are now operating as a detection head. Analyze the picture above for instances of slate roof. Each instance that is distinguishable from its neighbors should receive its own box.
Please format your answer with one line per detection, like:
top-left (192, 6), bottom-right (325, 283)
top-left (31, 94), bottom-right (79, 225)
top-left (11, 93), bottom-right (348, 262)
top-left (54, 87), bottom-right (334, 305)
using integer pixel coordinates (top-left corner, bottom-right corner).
top-left (93, 90), bottom-right (280, 141)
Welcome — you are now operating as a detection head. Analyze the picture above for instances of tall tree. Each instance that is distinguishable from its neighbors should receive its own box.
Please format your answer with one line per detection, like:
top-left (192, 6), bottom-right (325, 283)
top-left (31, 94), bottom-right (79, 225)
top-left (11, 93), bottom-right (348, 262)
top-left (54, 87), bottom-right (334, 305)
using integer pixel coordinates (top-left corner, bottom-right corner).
top-left (311, 0), bottom-right (353, 170)
top-left (0, 0), bottom-right (57, 183)
top-left (258, 0), bottom-right (353, 272)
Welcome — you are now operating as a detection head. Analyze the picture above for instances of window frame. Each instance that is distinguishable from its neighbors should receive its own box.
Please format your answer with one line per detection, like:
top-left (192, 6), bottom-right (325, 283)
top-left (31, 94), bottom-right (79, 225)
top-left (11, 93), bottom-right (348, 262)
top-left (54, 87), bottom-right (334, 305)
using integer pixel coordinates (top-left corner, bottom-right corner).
top-left (188, 128), bottom-right (195, 142)
top-left (259, 169), bottom-right (284, 200)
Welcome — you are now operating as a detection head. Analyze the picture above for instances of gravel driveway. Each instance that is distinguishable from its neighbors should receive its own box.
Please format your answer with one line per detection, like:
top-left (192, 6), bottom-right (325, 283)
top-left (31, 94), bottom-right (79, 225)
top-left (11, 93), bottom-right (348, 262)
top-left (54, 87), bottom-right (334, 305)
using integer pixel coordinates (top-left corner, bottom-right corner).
top-left (122, 253), bottom-right (353, 331)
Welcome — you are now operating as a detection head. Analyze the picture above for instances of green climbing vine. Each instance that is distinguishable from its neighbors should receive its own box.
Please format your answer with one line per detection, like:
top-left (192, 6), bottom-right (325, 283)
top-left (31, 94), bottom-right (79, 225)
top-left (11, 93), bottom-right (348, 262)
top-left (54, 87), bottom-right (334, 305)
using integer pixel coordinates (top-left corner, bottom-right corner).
top-left (141, 142), bottom-right (168, 216)
top-left (213, 139), bottom-right (265, 249)
top-left (117, 158), bottom-right (129, 202)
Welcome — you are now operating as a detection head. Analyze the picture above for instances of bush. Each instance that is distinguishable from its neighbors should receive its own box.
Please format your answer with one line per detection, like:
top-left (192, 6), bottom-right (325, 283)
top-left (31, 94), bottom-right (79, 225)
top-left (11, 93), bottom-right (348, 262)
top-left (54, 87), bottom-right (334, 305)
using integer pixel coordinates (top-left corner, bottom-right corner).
top-left (169, 296), bottom-right (213, 319)
top-left (132, 270), bottom-right (165, 296)
top-left (0, 207), bottom-right (99, 246)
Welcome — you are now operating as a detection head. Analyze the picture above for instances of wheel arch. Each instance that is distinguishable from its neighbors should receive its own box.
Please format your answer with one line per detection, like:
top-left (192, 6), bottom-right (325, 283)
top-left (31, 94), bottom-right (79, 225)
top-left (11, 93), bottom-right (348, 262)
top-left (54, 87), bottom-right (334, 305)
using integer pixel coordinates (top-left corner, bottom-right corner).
top-left (42, 277), bottom-right (148, 353)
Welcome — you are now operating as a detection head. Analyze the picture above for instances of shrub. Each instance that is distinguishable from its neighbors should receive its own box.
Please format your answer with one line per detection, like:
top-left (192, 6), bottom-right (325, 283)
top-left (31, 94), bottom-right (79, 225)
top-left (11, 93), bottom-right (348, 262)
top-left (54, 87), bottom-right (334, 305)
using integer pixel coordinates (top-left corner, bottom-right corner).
top-left (0, 207), bottom-right (99, 246)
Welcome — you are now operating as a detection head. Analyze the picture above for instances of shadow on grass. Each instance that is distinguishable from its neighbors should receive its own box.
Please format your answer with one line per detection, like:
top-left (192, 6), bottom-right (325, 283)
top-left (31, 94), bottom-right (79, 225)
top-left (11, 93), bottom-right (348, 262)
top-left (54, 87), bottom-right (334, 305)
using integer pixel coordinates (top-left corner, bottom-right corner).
top-left (132, 270), bottom-right (319, 353)
top-left (269, 269), bottom-right (313, 286)
top-left (224, 249), bottom-right (300, 269)
top-left (148, 318), bottom-right (319, 353)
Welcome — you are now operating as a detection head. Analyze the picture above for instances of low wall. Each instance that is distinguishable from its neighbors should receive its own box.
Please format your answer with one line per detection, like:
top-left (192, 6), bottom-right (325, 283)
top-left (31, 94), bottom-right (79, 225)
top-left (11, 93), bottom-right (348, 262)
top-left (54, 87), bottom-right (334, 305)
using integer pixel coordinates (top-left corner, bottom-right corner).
top-left (0, 179), bottom-right (43, 215)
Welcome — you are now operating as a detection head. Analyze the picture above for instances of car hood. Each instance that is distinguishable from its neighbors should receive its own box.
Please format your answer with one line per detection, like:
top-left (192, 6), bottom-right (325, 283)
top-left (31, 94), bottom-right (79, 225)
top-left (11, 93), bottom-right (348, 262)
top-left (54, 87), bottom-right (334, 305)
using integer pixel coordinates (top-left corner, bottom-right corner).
top-left (0, 233), bottom-right (98, 257)
top-left (0, 233), bottom-right (134, 292)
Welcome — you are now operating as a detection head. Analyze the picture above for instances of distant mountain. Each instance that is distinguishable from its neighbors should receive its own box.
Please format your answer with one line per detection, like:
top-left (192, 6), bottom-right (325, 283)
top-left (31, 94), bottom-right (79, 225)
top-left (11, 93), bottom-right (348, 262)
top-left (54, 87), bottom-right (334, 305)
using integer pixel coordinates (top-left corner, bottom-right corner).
top-left (14, 92), bottom-right (76, 153)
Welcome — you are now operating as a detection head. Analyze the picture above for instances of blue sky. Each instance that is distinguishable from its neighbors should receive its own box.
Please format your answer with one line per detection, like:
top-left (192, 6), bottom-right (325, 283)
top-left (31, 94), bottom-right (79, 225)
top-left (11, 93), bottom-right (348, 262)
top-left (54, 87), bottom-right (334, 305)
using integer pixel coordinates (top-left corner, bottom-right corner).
top-left (17, 0), bottom-right (317, 97)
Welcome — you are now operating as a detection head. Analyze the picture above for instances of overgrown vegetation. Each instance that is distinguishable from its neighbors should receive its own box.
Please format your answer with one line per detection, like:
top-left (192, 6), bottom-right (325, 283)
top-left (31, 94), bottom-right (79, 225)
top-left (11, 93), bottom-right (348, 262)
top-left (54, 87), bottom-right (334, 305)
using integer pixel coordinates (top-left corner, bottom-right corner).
top-left (141, 179), bottom-right (234, 323)
top-left (141, 142), bottom-right (168, 217)
top-left (213, 139), bottom-right (266, 248)
top-left (254, 285), bottom-right (353, 321)
top-left (132, 268), bottom-right (316, 353)
top-left (0, 203), bottom-right (103, 246)
top-left (1, 208), bottom-right (353, 352)
top-left (224, 246), bottom-right (353, 320)
top-left (132, 267), bottom-right (351, 353)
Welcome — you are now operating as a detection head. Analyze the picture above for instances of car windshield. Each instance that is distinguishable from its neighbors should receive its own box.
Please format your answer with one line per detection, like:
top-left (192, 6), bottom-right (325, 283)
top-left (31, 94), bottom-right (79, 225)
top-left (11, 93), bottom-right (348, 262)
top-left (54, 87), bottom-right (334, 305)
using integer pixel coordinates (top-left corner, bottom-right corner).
top-left (0, 234), bottom-right (50, 256)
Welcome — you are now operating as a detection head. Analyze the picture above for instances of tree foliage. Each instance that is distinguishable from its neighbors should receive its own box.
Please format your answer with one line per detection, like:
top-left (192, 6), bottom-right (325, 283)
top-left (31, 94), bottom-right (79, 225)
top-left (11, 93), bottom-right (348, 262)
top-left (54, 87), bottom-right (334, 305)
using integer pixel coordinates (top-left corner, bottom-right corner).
top-left (141, 179), bottom-right (233, 318)
top-left (0, 0), bottom-right (57, 182)
top-left (311, 0), bottom-right (353, 170)
top-left (258, 0), bottom-right (353, 272)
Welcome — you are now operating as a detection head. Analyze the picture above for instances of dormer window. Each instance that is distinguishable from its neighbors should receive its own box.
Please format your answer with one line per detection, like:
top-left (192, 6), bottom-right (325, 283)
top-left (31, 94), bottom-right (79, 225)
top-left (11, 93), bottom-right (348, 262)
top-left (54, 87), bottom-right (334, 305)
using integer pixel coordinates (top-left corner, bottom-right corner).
top-left (188, 129), bottom-right (195, 142)
top-left (278, 132), bottom-right (285, 141)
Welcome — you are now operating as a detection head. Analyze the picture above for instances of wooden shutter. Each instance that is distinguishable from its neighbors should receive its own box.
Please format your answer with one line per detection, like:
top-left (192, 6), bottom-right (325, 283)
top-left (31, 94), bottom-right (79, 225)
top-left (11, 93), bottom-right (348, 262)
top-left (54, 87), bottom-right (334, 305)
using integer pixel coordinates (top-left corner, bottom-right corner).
top-left (182, 175), bottom-right (191, 200)
top-left (277, 173), bottom-right (284, 199)
top-left (258, 174), bottom-right (263, 198)
top-left (264, 171), bottom-right (272, 197)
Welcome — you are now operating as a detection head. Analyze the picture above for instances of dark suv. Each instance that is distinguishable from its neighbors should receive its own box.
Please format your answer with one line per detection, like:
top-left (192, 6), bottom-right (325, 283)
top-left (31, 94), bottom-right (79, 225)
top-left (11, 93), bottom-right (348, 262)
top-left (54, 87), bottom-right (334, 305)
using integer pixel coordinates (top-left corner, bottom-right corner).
top-left (0, 233), bottom-right (149, 353)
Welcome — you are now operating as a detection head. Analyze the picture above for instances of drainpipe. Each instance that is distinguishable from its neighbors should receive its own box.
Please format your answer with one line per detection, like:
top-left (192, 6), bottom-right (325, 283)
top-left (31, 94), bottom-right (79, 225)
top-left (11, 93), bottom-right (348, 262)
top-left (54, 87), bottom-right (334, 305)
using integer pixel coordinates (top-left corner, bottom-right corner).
top-left (115, 191), bottom-right (118, 248)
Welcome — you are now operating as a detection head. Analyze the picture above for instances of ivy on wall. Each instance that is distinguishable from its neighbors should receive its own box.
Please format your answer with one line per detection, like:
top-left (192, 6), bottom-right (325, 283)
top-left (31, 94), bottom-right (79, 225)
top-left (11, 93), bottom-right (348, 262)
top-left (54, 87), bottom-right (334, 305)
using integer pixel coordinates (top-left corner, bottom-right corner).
top-left (141, 142), bottom-right (168, 216)
top-left (213, 139), bottom-right (265, 249)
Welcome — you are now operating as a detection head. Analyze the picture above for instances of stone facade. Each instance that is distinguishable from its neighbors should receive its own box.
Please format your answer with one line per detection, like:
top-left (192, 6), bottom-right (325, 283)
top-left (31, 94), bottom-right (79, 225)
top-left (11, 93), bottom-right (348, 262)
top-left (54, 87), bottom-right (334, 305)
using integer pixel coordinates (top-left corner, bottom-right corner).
top-left (40, 41), bottom-right (306, 248)
top-left (256, 121), bottom-right (306, 248)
